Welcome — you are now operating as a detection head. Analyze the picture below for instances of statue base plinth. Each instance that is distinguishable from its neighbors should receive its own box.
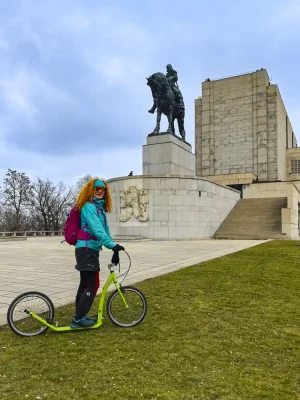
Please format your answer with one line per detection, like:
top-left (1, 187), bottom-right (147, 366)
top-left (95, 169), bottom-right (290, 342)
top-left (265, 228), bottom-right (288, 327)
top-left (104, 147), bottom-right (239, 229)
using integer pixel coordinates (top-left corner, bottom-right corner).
top-left (142, 132), bottom-right (195, 176)
top-left (147, 131), bottom-right (192, 147)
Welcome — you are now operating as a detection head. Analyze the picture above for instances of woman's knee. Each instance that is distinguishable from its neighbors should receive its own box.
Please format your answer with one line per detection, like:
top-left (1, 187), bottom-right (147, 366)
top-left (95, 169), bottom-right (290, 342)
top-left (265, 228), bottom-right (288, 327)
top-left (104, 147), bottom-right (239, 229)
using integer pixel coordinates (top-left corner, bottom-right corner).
top-left (86, 272), bottom-right (100, 293)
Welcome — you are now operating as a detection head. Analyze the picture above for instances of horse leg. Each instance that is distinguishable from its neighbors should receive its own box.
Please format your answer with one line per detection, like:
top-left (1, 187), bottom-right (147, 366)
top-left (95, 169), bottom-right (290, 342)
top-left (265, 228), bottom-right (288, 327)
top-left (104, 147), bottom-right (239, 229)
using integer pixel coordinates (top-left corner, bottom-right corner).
top-left (167, 107), bottom-right (173, 134)
top-left (178, 113), bottom-right (186, 141)
top-left (177, 118), bottom-right (182, 136)
top-left (181, 114), bottom-right (186, 141)
top-left (153, 107), bottom-right (161, 133)
top-left (171, 109), bottom-right (176, 134)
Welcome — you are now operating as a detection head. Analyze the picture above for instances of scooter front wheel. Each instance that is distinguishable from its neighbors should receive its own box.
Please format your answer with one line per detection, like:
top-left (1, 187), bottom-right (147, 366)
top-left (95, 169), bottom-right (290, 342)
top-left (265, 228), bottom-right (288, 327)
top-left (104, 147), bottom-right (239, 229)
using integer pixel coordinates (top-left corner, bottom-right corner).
top-left (7, 291), bottom-right (55, 337)
top-left (106, 286), bottom-right (147, 327)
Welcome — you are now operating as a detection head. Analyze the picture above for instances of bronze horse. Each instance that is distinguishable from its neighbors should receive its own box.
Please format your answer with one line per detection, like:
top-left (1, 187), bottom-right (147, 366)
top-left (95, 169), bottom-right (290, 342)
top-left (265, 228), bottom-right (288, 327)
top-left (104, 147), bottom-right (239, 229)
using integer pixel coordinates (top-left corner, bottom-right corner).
top-left (146, 72), bottom-right (186, 141)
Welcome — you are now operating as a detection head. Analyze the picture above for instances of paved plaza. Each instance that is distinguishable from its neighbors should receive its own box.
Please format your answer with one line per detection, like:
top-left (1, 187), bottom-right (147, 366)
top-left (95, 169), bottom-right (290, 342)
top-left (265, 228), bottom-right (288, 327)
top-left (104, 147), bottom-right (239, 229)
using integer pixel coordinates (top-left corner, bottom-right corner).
top-left (0, 237), bottom-right (268, 326)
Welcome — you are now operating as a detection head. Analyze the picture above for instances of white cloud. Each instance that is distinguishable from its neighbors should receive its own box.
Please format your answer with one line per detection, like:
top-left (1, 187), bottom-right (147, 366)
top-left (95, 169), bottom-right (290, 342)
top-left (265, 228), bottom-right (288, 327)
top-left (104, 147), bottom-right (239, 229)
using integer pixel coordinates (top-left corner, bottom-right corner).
top-left (2, 0), bottom-right (298, 186)
top-left (0, 73), bottom-right (38, 123)
top-left (268, 1), bottom-right (300, 32)
top-left (0, 36), bottom-right (8, 49)
top-left (62, 7), bottom-right (156, 52)
top-left (0, 145), bottom-right (142, 188)
top-left (64, 13), bottom-right (91, 33)
top-left (107, 20), bottom-right (156, 53)
top-left (93, 54), bottom-right (148, 97)
top-left (0, 67), bottom-right (82, 131)
top-left (60, 6), bottom-right (157, 89)
top-left (278, 2), bottom-right (300, 22)
top-left (95, 56), bottom-right (127, 83)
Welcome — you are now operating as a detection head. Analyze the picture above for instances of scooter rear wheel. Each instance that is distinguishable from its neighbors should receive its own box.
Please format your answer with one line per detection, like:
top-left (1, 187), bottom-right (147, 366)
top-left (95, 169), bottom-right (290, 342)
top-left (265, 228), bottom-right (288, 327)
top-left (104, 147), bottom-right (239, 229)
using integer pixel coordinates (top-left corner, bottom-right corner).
top-left (7, 291), bottom-right (55, 337)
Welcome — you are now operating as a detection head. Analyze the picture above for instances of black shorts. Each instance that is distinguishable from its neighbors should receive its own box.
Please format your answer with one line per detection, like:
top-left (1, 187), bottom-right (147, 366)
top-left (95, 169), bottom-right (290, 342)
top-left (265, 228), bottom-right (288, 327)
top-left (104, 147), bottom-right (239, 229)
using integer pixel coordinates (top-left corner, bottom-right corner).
top-left (75, 247), bottom-right (100, 272)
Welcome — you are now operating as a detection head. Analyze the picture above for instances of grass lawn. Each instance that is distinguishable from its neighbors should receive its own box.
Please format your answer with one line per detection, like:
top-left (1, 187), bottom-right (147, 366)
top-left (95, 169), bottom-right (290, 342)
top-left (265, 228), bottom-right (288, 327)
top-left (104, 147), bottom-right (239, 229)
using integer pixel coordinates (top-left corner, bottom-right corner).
top-left (1, 240), bottom-right (300, 399)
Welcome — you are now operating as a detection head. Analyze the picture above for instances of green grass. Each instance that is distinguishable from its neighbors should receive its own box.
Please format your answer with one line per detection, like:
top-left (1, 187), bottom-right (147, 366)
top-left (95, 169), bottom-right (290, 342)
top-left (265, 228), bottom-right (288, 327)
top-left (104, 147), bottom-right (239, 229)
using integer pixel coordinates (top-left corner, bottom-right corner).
top-left (1, 240), bottom-right (300, 400)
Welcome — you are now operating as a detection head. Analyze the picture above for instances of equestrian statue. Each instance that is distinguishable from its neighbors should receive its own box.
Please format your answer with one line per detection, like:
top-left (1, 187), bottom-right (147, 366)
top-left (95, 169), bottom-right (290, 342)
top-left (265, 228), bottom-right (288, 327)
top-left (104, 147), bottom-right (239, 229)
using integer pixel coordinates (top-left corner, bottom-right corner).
top-left (146, 64), bottom-right (186, 141)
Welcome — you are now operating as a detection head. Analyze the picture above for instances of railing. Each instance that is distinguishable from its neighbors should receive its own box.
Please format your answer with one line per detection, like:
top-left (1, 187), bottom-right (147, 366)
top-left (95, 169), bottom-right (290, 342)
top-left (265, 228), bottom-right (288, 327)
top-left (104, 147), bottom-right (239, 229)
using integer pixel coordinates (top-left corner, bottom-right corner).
top-left (0, 231), bottom-right (64, 237)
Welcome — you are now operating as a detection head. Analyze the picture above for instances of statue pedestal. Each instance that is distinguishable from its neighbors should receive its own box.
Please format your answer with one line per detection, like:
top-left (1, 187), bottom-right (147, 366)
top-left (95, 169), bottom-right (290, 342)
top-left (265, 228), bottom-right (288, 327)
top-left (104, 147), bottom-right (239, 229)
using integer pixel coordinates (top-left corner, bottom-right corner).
top-left (142, 132), bottom-right (195, 176)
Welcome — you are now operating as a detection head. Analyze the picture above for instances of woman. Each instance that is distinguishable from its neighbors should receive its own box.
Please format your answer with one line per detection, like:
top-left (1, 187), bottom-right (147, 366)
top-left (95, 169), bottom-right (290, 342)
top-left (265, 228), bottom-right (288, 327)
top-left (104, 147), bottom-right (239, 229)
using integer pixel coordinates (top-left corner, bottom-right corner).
top-left (70, 178), bottom-right (124, 328)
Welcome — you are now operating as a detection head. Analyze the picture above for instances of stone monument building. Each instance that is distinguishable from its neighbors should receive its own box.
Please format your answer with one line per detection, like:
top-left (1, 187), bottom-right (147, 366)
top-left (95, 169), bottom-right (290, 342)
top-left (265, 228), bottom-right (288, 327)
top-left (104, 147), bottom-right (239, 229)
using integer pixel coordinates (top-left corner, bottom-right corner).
top-left (195, 69), bottom-right (297, 187)
top-left (108, 68), bottom-right (300, 240)
top-left (195, 69), bottom-right (300, 239)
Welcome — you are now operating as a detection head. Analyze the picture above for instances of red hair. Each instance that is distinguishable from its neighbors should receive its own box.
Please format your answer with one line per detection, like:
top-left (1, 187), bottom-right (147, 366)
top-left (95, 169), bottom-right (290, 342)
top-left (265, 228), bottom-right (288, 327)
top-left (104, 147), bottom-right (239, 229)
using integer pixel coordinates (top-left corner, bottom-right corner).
top-left (75, 178), bottom-right (112, 213)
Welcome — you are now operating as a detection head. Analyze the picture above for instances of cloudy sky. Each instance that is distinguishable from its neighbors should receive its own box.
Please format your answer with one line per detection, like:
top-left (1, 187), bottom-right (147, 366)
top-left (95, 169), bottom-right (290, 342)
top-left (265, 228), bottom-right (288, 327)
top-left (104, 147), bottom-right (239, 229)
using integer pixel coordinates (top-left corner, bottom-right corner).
top-left (0, 0), bottom-right (299, 186)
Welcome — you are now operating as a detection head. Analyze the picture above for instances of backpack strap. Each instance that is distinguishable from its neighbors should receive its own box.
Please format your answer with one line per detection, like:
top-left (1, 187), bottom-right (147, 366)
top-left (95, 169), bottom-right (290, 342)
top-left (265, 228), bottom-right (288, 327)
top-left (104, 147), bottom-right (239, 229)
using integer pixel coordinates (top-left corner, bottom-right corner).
top-left (96, 207), bottom-right (107, 229)
top-left (77, 225), bottom-right (97, 241)
top-left (92, 201), bottom-right (107, 229)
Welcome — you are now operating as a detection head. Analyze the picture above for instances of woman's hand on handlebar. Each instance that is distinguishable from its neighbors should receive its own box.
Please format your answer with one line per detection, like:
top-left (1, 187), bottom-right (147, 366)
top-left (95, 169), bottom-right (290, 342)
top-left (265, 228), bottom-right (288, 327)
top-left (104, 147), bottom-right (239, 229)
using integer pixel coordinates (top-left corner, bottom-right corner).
top-left (112, 244), bottom-right (125, 252)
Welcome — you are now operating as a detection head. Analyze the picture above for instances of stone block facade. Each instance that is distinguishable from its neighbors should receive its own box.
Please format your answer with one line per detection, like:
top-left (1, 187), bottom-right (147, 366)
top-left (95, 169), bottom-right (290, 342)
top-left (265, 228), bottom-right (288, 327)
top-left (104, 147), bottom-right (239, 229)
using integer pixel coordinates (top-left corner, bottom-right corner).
top-left (243, 181), bottom-right (300, 238)
top-left (107, 176), bottom-right (240, 240)
top-left (205, 173), bottom-right (256, 186)
top-left (143, 133), bottom-right (195, 176)
top-left (195, 69), bottom-right (297, 184)
top-left (286, 148), bottom-right (300, 181)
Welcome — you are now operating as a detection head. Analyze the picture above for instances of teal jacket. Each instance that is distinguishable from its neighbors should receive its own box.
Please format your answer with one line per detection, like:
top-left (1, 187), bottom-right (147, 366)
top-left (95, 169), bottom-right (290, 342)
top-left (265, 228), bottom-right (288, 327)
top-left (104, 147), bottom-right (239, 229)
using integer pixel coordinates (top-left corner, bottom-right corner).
top-left (75, 198), bottom-right (116, 252)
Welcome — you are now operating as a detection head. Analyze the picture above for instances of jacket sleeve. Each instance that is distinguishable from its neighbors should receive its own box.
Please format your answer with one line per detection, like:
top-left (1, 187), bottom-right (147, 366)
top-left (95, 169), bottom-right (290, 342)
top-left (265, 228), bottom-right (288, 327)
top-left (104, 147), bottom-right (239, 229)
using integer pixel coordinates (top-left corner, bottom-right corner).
top-left (82, 203), bottom-right (116, 249)
top-left (105, 217), bottom-right (113, 239)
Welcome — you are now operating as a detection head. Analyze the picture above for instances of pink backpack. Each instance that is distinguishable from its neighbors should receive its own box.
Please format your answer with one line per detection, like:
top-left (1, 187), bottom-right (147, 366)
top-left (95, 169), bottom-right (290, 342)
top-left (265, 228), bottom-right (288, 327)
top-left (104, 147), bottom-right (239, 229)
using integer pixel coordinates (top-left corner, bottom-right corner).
top-left (63, 206), bottom-right (82, 245)
top-left (62, 204), bottom-right (99, 246)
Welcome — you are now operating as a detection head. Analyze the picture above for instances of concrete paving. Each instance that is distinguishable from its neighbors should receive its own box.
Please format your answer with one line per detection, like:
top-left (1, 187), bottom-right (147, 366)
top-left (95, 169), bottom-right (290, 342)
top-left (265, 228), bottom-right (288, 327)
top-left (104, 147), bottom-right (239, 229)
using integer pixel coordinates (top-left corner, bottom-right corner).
top-left (0, 237), bottom-right (268, 326)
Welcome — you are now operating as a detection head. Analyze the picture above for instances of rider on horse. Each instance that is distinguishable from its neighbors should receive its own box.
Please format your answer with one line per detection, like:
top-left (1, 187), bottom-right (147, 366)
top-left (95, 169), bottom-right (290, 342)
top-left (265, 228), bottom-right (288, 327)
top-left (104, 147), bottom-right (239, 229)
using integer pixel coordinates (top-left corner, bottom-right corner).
top-left (148, 64), bottom-right (185, 114)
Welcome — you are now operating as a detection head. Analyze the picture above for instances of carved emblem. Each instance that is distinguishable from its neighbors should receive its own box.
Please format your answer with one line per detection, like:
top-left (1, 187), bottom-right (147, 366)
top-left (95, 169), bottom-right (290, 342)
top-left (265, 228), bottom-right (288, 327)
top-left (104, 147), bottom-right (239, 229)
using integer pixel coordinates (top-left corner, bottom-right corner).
top-left (120, 187), bottom-right (149, 222)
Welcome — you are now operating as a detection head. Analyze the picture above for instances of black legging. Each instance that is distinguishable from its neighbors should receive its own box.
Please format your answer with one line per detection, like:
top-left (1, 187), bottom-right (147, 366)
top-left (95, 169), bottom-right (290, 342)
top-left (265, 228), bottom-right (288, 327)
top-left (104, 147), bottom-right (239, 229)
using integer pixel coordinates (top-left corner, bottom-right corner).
top-left (75, 271), bottom-right (100, 320)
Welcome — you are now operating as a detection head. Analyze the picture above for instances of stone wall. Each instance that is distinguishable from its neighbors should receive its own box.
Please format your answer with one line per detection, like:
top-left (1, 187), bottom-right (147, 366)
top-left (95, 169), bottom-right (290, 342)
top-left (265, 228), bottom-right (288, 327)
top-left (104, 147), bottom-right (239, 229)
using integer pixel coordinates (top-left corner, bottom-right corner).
top-left (283, 184), bottom-right (300, 238)
top-left (107, 176), bottom-right (240, 240)
top-left (275, 86), bottom-right (287, 181)
top-left (195, 70), bottom-right (269, 179)
top-left (195, 97), bottom-right (202, 177)
top-left (274, 86), bottom-right (295, 182)
top-left (286, 148), bottom-right (300, 181)
top-left (243, 182), bottom-right (300, 238)
top-left (243, 182), bottom-right (290, 199)
top-left (143, 133), bottom-right (195, 176)
top-left (206, 172), bottom-right (256, 186)
top-left (195, 69), bottom-right (296, 184)
top-left (266, 85), bottom-right (278, 181)
top-left (287, 118), bottom-right (296, 148)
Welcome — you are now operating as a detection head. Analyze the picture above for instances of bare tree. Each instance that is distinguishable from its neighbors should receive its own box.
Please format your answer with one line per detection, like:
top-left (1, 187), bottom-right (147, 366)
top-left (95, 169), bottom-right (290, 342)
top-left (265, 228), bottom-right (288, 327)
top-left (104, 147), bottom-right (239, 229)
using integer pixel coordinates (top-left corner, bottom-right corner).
top-left (49, 181), bottom-right (74, 230)
top-left (0, 206), bottom-right (14, 231)
top-left (27, 178), bottom-right (73, 231)
top-left (0, 169), bottom-right (31, 230)
top-left (72, 174), bottom-right (93, 203)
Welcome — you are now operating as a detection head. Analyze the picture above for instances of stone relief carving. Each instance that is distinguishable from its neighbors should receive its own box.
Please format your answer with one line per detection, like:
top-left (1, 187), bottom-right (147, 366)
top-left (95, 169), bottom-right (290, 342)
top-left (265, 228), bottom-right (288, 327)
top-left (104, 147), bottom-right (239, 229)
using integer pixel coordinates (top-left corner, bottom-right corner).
top-left (120, 186), bottom-right (149, 222)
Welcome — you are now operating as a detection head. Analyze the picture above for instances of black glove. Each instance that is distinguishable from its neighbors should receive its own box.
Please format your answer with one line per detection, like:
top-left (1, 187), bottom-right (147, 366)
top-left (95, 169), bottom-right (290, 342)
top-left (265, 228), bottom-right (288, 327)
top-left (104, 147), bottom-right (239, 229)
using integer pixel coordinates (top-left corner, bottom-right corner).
top-left (112, 244), bottom-right (125, 252)
top-left (111, 251), bottom-right (120, 265)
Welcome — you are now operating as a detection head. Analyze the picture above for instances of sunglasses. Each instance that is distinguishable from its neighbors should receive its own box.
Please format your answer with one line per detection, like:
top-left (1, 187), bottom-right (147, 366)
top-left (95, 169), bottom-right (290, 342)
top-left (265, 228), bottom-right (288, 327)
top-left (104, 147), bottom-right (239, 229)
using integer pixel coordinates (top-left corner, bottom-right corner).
top-left (94, 186), bottom-right (105, 193)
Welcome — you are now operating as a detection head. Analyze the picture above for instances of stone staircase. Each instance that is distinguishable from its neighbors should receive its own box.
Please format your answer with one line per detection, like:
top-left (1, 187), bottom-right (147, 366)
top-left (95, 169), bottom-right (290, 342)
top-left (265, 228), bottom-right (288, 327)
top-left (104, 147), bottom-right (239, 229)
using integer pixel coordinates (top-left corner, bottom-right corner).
top-left (213, 197), bottom-right (288, 240)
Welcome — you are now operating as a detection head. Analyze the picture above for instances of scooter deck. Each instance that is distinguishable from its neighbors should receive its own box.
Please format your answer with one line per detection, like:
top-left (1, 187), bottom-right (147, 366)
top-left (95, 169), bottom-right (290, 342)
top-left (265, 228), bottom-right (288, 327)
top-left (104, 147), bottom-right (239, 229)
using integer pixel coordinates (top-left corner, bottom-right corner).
top-left (48, 320), bottom-right (102, 332)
